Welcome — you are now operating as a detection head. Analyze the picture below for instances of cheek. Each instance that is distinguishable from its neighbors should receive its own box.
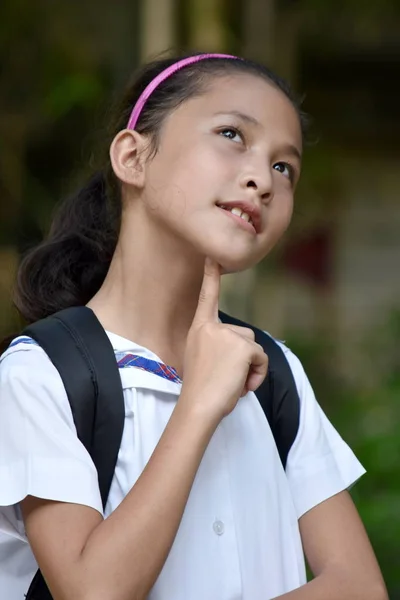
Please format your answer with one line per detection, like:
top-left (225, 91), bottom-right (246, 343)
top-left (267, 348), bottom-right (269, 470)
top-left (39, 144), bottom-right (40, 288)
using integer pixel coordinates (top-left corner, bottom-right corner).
top-left (274, 182), bottom-right (294, 220)
top-left (264, 193), bottom-right (294, 243)
top-left (149, 144), bottom-right (218, 195)
top-left (143, 151), bottom-right (193, 217)
top-left (177, 142), bottom-right (232, 189)
top-left (277, 194), bottom-right (294, 228)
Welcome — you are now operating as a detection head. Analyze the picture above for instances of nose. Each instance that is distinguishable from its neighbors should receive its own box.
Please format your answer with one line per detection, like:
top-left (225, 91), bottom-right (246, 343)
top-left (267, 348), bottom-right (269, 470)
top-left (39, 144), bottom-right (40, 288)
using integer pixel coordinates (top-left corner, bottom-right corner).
top-left (240, 167), bottom-right (273, 203)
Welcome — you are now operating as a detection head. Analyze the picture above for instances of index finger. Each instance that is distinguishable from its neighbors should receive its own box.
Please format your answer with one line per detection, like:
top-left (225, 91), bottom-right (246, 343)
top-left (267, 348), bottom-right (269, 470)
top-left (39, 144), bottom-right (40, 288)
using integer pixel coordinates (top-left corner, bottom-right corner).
top-left (193, 257), bottom-right (221, 323)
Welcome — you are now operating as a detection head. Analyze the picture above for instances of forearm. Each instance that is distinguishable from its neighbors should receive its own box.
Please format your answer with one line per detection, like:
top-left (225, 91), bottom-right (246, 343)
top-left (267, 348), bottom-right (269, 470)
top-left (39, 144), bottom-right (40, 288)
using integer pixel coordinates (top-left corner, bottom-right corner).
top-left (79, 401), bottom-right (217, 600)
top-left (272, 568), bottom-right (388, 600)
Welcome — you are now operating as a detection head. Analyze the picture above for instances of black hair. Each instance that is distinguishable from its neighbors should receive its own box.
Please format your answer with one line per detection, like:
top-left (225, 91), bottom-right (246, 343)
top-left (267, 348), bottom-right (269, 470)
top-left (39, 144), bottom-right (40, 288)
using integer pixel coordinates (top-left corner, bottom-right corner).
top-left (14, 52), bottom-right (308, 324)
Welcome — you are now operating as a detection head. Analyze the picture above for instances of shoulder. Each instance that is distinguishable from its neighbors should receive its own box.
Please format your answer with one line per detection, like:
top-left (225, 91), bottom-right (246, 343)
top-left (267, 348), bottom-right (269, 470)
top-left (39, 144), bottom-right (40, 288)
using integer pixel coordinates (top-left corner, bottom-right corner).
top-left (0, 335), bottom-right (103, 513)
top-left (0, 336), bottom-right (73, 429)
top-left (0, 335), bottom-right (64, 393)
top-left (1, 335), bottom-right (49, 366)
top-left (1, 335), bottom-right (52, 377)
top-left (261, 336), bottom-right (367, 517)
top-left (264, 334), bottom-right (309, 394)
top-left (219, 315), bottom-right (313, 406)
top-left (249, 325), bottom-right (308, 398)
top-left (260, 331), bottom-right (332, 435)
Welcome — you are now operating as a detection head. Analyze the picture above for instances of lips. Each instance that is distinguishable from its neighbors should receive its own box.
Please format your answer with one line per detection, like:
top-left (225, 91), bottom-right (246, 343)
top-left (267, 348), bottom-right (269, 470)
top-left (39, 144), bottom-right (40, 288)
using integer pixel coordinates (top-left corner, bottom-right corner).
top-left (216, 201), bottom-right (262, 233)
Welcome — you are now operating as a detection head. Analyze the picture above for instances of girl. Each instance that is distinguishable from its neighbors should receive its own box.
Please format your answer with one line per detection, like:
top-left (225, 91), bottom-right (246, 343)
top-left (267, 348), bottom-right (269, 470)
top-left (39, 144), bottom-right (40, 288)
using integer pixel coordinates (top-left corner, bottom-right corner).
top-left (0, 52), bottom-right (387, 600)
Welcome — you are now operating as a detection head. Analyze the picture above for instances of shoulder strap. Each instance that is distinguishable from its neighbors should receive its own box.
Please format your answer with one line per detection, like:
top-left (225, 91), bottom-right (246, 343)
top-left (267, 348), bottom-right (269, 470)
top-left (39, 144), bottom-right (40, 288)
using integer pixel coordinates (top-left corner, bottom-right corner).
top-left (219, 311), bottom-right (300, 470)
top-left (23, 306), bottom-right (125, 600)
top-left (23, 306), bottom-right (125, 506)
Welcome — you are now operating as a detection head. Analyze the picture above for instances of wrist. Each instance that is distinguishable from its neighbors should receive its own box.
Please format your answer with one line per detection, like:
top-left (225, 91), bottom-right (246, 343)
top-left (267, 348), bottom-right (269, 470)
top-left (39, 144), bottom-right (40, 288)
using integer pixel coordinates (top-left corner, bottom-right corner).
top-left (174, 393), bottom-right (221, 437)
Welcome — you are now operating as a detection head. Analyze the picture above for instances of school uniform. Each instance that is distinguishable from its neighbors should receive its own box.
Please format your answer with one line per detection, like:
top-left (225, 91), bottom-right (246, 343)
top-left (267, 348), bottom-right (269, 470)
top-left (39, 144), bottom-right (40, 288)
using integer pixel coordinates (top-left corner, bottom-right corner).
top-left (0, 330), bottom-right (365, 600)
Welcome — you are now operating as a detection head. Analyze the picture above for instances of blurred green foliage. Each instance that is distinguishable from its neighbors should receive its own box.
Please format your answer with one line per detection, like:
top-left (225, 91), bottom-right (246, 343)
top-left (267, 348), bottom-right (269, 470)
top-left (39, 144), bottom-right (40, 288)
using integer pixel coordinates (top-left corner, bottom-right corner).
top-left (288, 310), bottom-right (400, 595)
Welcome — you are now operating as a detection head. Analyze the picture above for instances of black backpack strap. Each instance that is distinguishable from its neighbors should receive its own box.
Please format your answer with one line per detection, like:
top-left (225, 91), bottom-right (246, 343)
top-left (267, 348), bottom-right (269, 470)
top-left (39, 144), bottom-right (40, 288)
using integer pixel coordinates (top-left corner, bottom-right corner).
top-left (22, 306), bottom-right (125, 600)
top-left (219, 311), bottom-right (300, 470)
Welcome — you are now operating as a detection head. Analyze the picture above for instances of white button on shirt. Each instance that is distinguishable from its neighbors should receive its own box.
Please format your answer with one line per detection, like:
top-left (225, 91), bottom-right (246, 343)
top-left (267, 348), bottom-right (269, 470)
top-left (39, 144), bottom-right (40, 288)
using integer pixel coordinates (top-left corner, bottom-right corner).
top-left (213, 520), bottom-right (225, 535)
top-left (0, 330), bottom-right (366, 600)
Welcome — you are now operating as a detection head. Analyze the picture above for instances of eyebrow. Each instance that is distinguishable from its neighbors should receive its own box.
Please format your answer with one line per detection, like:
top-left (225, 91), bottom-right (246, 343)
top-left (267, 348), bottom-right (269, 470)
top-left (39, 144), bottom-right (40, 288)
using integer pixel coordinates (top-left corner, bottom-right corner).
top-left (280, 143), bottom-right (302, 162)
top-left (214, 110), bottom-right (260, 127)
top-left (213, 110), bottom-right (302, 162)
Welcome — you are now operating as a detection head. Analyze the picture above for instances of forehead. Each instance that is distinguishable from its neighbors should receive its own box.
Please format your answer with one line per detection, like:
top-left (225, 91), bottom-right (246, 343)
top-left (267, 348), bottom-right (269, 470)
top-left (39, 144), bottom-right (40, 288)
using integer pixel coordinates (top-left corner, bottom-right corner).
top-left (168, 72), bottom-right (302, 148)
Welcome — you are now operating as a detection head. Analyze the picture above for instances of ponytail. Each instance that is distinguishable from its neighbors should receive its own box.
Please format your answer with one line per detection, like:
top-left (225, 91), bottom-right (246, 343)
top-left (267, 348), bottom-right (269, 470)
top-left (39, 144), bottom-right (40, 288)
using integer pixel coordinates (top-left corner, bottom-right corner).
top-left (14, 172), bottom-right (120, 324)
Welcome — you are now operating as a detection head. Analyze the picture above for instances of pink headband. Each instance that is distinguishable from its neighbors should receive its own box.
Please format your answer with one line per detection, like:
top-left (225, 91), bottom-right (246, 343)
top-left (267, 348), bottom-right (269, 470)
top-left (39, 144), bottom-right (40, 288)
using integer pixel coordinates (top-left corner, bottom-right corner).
top-left (126, 53), bottom-right (238, 130)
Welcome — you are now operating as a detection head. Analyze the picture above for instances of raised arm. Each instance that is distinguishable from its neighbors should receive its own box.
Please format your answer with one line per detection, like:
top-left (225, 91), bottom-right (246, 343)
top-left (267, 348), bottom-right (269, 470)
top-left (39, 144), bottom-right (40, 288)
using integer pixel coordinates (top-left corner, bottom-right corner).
top-left (21, 259), bottom-right (268, 600)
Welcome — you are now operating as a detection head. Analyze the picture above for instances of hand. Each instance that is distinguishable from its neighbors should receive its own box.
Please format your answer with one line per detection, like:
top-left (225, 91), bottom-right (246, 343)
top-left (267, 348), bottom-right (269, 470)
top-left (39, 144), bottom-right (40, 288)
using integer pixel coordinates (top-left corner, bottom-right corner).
top-left (180, 258), bottom-right (268, 422)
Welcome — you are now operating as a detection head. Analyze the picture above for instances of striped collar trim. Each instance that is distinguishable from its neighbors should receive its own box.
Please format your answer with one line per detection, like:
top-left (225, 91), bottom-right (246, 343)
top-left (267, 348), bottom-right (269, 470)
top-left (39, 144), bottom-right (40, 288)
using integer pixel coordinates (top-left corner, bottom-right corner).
top-left (8, 337), bottom-right (182, 385)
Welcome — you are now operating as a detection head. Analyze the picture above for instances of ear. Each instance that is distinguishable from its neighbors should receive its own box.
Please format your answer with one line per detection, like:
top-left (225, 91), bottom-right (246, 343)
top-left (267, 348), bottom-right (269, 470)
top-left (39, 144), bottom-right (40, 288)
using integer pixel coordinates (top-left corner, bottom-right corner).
top-left (109, 129), bottom-right (148, 189)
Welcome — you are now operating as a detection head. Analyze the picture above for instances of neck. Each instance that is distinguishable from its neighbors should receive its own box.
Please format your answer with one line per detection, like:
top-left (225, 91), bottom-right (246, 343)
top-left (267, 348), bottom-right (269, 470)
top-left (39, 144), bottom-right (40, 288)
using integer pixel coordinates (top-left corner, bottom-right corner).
top-left (88, 207), bottom-right (205, 369)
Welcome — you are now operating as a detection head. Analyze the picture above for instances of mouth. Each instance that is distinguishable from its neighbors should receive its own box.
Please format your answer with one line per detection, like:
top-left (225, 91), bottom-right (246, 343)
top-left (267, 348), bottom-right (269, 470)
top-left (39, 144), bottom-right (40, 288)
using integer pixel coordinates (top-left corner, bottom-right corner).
top-left (216, 202), bottom-right (261, 234)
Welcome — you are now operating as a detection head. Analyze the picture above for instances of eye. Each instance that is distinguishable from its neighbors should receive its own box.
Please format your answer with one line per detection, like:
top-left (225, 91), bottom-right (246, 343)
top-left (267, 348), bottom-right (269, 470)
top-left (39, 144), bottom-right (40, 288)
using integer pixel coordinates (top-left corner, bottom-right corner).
top-left (273, 162), bottom-right (294, 182)
top-left (219, 126), bottom-right (244, 144)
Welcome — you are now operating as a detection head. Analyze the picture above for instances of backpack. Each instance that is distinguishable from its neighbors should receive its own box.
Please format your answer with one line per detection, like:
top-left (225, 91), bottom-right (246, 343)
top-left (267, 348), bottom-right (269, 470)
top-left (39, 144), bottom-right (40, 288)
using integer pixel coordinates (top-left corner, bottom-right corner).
top-left (20, 306), bottom-right (300, 600)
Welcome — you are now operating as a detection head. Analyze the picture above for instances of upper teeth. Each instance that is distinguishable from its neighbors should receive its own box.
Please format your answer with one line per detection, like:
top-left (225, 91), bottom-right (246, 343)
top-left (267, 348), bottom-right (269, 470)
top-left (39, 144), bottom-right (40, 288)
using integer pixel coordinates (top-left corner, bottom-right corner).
top-left (222, 206), bottom-right (252, 224)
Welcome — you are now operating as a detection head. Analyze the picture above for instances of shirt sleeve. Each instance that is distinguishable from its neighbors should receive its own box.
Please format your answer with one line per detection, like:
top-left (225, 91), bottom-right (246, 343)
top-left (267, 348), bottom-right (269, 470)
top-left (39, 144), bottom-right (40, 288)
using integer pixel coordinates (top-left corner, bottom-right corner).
top-left (0, 343), bottom-right (103, 541)
top-left (276, 341), bottom-right (366, 519)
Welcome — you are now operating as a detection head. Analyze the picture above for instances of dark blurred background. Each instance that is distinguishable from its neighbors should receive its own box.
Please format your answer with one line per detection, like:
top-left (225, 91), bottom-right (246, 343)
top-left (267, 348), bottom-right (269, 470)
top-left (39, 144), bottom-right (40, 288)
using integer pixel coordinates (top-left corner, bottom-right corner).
top-left (1, 0), bottom-right (399, 594)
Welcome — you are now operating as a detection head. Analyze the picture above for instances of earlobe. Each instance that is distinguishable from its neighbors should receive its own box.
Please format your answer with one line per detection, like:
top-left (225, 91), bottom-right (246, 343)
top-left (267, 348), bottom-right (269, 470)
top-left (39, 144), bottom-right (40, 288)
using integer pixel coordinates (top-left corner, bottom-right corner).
top-left (109, 129), bottom-right (147, 188)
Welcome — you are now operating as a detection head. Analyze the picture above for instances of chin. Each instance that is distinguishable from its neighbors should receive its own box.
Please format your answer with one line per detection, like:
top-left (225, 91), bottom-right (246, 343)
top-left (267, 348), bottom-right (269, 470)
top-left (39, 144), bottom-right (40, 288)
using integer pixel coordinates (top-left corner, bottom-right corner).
top-left (211, 240), bottom-right (276, 273)
top-left (193, 234), bottom-right (268, 273)
top-left (214, 252), bottom-right (258, 274)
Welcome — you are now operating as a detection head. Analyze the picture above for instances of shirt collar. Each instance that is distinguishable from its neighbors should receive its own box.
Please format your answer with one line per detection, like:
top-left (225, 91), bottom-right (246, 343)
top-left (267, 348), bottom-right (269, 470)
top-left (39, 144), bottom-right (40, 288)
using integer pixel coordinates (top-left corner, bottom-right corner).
top-left (106, 330), bottom-right (182, 395)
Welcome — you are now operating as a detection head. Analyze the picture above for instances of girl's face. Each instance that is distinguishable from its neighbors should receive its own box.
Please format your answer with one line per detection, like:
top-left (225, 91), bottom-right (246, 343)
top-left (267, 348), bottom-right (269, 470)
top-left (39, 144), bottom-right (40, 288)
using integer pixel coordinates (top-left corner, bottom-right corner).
top-left (140, 72), bottom-right (303, 272)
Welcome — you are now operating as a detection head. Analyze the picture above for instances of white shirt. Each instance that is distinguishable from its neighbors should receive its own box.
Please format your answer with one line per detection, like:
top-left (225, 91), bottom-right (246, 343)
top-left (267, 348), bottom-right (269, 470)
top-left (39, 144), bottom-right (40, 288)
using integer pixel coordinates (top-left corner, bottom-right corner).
top-left (0, 330), bottom-right (365, 600)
